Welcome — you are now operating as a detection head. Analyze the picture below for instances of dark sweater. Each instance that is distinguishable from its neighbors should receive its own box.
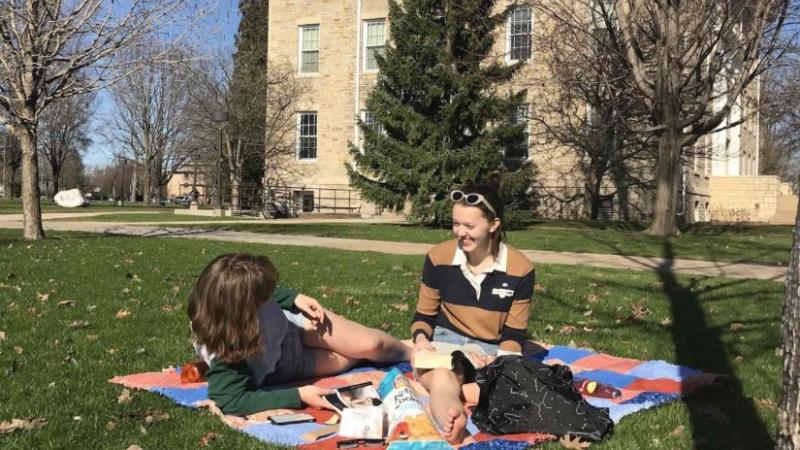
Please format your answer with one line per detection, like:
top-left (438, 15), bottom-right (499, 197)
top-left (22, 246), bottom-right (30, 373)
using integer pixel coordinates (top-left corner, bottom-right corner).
top-left (204, 287), bottom-right (304, 416)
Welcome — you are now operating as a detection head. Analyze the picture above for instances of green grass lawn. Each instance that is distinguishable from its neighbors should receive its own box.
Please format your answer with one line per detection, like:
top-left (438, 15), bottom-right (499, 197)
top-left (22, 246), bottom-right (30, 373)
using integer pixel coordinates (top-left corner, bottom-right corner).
top-left (58, 213), bottom-right (250, 222)
top-left (0, 199), bottom-right (172, 214)
top-left (0, 230), bottom-right (784, 449)
top-left (180, 221), bottom-right (792, 266)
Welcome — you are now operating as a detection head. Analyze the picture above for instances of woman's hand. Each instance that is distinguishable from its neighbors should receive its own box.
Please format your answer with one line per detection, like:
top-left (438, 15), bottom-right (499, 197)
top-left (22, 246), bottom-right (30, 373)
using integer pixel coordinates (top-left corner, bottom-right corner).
top-left (295, 294), bottom-right (326, 329)
top-left (413, 334), bottom-right (436, 352)
top-left (298, 385), bottom-right (334, 410)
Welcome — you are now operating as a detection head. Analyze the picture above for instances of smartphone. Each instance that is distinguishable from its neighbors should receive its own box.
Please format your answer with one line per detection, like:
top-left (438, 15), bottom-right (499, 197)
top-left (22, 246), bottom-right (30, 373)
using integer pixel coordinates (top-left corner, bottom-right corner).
top-left (268, 413), bottom-right (315, 425)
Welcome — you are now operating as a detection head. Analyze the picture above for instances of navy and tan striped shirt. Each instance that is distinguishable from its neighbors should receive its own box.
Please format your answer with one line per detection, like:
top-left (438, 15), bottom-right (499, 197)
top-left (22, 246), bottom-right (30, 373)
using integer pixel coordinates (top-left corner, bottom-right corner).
top-left (412, 240), bottom-right (535, 354)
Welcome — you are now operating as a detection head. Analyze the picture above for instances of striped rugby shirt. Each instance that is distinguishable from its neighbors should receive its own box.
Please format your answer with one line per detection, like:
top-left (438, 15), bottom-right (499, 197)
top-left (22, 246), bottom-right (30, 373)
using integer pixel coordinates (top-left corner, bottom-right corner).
top-left (412, 240), bottom-right (535, 353)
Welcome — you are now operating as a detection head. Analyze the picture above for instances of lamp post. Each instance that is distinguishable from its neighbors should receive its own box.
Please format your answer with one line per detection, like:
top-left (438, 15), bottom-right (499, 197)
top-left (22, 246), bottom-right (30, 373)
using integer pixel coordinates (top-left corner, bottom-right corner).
top-left (211, 110), bottom-right (229, 211)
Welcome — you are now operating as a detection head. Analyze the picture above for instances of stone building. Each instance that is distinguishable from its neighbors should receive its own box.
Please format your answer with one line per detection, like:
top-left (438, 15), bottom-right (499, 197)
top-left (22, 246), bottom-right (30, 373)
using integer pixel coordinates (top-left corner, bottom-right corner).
top-left (265, 0), bottom-right (790, 223)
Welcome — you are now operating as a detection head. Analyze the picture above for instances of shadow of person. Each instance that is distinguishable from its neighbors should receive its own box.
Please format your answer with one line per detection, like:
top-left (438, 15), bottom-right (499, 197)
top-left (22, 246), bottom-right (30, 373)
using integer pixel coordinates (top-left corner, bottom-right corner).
top-left (657, 240), bottom-right (774, 449)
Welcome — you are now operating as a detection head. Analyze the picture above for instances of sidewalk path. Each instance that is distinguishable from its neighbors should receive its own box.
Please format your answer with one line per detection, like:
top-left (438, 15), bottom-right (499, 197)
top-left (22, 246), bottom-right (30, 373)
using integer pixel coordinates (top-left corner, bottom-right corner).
top-left (0, 215), bottom-right (785, 283)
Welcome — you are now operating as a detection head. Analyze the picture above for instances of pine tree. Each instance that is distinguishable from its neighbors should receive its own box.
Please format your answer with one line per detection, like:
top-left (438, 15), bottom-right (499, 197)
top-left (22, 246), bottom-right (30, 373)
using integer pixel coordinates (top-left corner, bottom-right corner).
top-left (231, 0), bottom-right (269, 184)
top-left (347, 0), bottom-right (534, 224)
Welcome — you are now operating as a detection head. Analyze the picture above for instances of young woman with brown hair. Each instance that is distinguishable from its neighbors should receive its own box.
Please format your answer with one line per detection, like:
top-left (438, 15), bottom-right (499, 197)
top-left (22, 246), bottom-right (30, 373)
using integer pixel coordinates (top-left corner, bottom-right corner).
top-left (412, 183), bottom-right (535, 443)
top-left (188, 253), bottom-right (412, 415)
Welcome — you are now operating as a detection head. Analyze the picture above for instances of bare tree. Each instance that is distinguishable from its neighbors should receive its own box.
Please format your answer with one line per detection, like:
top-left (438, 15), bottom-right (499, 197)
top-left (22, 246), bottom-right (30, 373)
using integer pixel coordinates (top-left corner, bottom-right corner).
top-left (760, 54), bottom-right (800, 183)
top-left (187, 56), bottom-right (307, 210)
top-left (613, 0), bottom-right (792, 235)
top-left (0, 0), bottom-right (202, 239)
top-left (38, 94), bottom-right (94, 197)
top-left (533, 1), bottom-right (654, 220)
top-left (105, 45), bottom-right (196, 205)
top-left (780, 201), bottom-right (800, 449)
top-left (1, 126), bottom-right (21, 200)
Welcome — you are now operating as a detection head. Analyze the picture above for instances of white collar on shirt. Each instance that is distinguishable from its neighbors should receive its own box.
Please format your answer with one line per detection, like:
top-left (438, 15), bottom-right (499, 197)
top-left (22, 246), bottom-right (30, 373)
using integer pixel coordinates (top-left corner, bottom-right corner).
top-left (452, 241), bottom-right (508, 273)
top-left (452, 242), bottom-right (508, 299)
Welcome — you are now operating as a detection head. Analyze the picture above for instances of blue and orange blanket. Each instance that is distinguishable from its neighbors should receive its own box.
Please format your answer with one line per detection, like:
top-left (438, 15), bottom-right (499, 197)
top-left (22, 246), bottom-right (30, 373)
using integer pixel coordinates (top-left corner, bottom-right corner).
top-left (110, 342), bottom-right (720, 449)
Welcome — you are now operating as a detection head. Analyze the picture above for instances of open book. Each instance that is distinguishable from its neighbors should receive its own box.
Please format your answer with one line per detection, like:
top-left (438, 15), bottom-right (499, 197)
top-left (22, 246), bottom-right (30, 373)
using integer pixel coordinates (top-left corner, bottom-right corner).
top-left (323, 382), bottom-right (381, 413)
top-left (412, 341), bottom-right (487, 370)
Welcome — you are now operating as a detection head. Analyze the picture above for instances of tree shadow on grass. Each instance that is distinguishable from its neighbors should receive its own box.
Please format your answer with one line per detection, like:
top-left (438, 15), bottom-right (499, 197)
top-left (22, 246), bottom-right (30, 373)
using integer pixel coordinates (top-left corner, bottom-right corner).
top-left (658, 241), bottom-right (774, 449)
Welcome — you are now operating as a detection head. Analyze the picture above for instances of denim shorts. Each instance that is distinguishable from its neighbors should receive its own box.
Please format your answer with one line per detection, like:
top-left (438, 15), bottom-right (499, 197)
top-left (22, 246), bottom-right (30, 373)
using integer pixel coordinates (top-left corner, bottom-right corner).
top-left (432, 326), bottom-right (499, 355)
top-left (264, 312), bottom-right (316, 384)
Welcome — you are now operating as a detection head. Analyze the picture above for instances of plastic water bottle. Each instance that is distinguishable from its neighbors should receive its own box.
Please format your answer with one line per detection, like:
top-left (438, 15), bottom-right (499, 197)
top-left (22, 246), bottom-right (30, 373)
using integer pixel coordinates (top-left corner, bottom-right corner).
top-left (573, 379), bottom-right (621, 399)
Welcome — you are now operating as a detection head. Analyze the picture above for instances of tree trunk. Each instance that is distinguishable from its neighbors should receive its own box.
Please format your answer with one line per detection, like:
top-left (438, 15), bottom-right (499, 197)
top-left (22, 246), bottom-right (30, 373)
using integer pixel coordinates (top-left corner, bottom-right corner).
top-left (646, 129), bottom-right (680, 236)
top-left (129, 162), bottom-right (138, 202)
top-left (51, 166), bottom-right (60, 198)
top-left (2, 159), bottom-right (11, 201)
top-left (16, 126), bottom-right (44, 240)
top-left (777, 194), bottom-right (800, 449)
top-left (142, 151), bottom-right (152, 205)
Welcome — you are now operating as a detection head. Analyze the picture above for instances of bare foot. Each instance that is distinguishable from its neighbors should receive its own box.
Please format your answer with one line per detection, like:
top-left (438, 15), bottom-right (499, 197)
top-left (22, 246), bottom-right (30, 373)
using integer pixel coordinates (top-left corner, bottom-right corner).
top-left (431, 404), bottom-right (469, 444)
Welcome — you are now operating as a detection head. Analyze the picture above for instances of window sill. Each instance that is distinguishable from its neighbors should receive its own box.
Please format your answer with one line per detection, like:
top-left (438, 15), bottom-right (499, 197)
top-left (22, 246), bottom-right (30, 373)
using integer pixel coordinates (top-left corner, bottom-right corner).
top-left (298, 72), bottom-right (320, 78)
top-left (296, 158), bottom-right (318, 164)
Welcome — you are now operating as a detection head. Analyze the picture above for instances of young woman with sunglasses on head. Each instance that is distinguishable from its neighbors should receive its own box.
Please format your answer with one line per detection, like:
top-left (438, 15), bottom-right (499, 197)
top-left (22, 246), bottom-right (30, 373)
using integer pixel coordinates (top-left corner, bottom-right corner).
top-left (411, 183), bottom-right (535, 444)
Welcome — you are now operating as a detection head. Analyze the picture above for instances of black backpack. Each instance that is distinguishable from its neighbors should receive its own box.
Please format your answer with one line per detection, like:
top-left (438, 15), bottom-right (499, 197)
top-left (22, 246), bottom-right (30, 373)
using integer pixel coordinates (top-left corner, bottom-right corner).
top-left (470, 355), bottom-right (614, 442)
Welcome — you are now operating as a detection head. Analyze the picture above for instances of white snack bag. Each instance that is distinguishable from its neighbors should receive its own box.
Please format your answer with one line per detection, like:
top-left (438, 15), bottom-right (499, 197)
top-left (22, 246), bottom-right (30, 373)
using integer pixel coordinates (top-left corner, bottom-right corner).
top-left (339, 406), bottom-right (384, 439)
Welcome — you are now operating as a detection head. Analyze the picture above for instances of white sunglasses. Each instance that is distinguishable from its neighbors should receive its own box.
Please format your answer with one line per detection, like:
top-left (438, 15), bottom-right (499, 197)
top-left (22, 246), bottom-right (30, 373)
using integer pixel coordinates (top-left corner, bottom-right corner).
top-left (450, 190), bottom-right (497, 217)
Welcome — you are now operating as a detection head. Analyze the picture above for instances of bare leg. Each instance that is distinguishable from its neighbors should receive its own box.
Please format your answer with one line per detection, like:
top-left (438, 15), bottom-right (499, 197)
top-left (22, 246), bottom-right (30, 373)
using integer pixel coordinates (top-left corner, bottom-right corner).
top-left (311, 348), bottom-right (360, 377)
top-left (461, 382), bottom-right (479, 404)
top-left (301, 308), bottom-right (413, 363)
top-left (417, 368), bottom-right (469, 444)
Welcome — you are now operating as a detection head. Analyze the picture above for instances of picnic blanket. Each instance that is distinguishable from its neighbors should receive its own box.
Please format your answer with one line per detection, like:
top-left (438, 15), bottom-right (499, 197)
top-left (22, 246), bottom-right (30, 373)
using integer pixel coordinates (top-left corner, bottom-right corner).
top-left (110, 341), bottom-right (720, 449)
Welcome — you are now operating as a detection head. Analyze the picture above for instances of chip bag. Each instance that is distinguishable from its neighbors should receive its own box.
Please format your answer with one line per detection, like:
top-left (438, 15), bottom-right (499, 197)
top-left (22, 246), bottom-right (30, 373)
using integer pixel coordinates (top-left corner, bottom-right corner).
top-left (378, 368), bottom-right (449, 450)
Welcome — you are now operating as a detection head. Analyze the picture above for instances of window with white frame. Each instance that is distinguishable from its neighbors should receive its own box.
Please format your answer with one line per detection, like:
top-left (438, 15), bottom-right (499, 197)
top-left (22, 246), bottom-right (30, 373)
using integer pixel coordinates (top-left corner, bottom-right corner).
top-left (507, 6), bottom-right (532, 62)
top-left (364, 20), bottom-right (386, 71)
top-left (505, 104), bottom-right (530, 159)
top-left (297, 112), bottom-right (317, 159)
top-left (299, 25), bottom-right (320, 74)
top-left (362, 110), bottom-right (384, 135)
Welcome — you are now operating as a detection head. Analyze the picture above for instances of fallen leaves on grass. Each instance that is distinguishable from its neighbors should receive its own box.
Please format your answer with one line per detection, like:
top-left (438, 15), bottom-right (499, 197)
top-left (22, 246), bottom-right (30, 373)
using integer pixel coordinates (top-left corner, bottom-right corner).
top-left (36, 292), bottom-right (50, 302)
top-left (586, 293), bottom-right (599, 303)
top-left (0, 331), bottom-right (5, 342)
top-left (380, 322), bottom-right (392, 331)
top-left (67, 320), bottom-right (90, 329)
top-left (660, 317), bottom-right (673, 327)
top-left (57, 300), bottom-right (75, 308)
top-left (13, 346), bottom-right (23, 354)
top-left (729, 323), bottom-right (744, 333)
top-left (559, 434), bottom-right (591, 449)
top-left (391, 303), bottom-right (409, 311)
top-left (630, 303), bottom-right (650, 321)
top-left (106, 421), bottom-right (117, 431)
top-left (200, 431), bottom-right (221, 447)
top-left (755, 398), bottom-right (776, 409)
top-left (534, 283), bottom-right (546, 294)
top-left (144, 410), bottom-right (171, 424)
top-left (344, 297), bottom-right (360, 307)
top-left (544, 324), bottom-right (554, 333)
top-left (669, 425), bottom-right (685, 436)
top-left (116, 309), bottom-right (132, 320)
top-left (0, 417), bottom-right (47, 434)
top-left (118, 389), bottom-right (133, 404)
top-left (560, 325), bottom-right (577, 334)
top-left (126, 273), bottom-right (141, 282)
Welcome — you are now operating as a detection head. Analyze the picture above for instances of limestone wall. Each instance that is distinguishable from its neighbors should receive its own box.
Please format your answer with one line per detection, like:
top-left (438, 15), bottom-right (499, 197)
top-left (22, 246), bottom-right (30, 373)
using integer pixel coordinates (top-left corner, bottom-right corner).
top-left (708, 175), bottom-right (788, 222)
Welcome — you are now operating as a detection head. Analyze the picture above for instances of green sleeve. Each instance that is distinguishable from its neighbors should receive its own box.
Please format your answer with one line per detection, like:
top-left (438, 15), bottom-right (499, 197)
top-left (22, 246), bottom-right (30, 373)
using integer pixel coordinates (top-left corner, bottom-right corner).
top-left (206, 360), bottom-right (302, 416)
top-left (270, 286), bottom-right (299, 310)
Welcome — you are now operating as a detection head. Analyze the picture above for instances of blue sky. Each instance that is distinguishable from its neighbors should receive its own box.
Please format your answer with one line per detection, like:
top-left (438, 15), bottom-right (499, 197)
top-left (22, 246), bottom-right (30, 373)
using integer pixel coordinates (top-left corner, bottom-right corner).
top-left (84, 0), bottom-right (241, 169)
